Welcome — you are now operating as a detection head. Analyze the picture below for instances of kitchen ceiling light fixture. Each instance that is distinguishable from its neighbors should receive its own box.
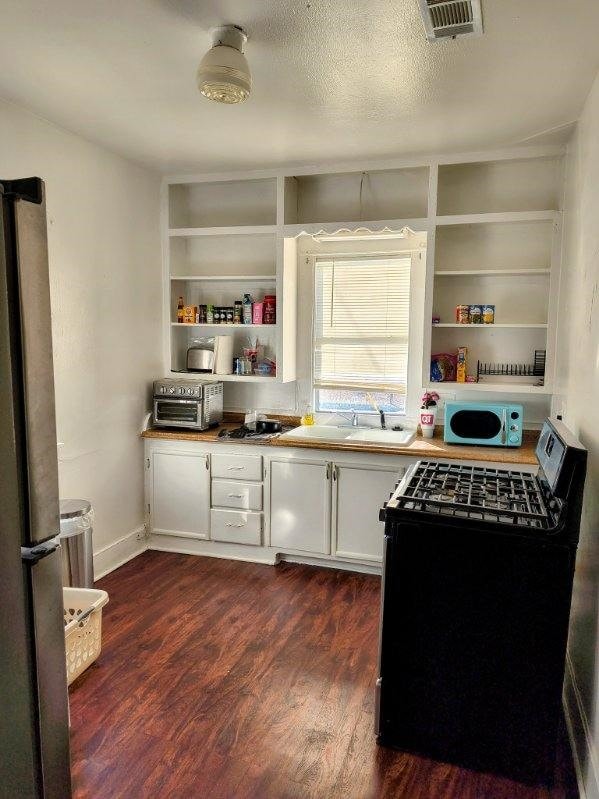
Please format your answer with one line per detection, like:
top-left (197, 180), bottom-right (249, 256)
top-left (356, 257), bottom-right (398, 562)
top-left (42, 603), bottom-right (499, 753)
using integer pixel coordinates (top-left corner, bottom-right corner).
top-left (197, 25), bottom-right (251, 104)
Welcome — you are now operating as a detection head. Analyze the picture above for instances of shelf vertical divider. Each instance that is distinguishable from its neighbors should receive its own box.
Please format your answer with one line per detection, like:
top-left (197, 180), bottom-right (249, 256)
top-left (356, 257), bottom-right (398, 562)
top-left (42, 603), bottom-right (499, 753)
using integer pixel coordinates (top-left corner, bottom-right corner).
top-left (422, 163), bottom-right (438, 391)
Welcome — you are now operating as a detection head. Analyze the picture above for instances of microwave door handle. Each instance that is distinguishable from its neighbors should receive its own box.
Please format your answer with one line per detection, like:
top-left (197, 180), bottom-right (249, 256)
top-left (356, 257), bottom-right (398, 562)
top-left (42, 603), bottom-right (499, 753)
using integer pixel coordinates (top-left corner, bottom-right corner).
top-left (500, 409), bottom-right (507, 445)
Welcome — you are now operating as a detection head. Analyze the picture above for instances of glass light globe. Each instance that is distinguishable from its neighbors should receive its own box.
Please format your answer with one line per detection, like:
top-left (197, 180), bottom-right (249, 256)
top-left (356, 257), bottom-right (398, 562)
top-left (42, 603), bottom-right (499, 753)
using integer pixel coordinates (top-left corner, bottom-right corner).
top-left (197, 28), bottom-right (251, 104)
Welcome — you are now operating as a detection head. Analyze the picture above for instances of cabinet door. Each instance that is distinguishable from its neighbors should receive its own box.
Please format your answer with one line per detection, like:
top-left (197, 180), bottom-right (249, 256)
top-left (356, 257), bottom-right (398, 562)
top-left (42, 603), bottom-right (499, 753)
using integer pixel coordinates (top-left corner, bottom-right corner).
top-left (333, 463), bottom-right (400, 562)
top-left (270, 459), bottom-right (331, 554)
top-left (151, 450), bottom-right (210, 539)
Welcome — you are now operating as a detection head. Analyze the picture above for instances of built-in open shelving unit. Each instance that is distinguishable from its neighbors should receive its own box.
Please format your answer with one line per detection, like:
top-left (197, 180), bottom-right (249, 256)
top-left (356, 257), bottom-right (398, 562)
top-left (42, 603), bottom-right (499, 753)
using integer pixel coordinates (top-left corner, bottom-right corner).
top-left (425, 152), bottom-right (563, 394)
top-left (162, 146), bottom-right (564, 397)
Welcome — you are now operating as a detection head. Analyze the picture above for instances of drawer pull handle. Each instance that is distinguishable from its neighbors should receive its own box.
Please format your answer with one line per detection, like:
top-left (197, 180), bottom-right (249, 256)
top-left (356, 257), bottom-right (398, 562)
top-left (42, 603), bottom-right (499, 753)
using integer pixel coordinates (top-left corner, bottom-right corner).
top-left (227, 466), bottom-right (245, 471)
top-left (227, 493), bottom-right (244, 498)
top-left (225, 522), bottom-right (245, 528)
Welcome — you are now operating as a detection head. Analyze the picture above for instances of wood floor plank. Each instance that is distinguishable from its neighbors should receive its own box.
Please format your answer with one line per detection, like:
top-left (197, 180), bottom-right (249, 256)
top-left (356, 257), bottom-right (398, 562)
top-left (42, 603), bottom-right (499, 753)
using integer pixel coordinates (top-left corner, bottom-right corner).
top-left (69, 551), bottom-right (579, 799)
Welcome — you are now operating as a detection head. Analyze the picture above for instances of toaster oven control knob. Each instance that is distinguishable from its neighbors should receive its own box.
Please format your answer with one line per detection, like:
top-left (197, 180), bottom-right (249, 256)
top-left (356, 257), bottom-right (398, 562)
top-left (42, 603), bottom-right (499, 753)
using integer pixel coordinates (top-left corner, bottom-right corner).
top-left (509, 433), bottom-right (519, 443)
top-left (510, 424), bottom-right (518, 431)
top-left (511, 411), bottom-right (520, 420)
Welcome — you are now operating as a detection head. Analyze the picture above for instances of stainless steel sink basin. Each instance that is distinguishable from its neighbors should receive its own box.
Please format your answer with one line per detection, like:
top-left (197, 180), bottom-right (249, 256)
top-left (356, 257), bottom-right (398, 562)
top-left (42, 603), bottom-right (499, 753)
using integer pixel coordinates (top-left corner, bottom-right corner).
top-left (278, 425), bottom-right (415, 446)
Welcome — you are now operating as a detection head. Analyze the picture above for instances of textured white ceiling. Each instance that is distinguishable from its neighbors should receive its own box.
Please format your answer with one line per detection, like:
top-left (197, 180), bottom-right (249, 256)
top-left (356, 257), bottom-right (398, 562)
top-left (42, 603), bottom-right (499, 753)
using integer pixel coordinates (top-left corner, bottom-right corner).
top-left (0, 1), bottom-right (598, 173)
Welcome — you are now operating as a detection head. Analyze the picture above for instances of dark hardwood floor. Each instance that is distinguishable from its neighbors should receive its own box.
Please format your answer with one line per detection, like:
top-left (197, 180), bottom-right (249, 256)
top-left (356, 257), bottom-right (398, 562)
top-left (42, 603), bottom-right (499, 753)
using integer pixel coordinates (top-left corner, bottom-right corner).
top-left (69, 551), bottom-right (578, 799)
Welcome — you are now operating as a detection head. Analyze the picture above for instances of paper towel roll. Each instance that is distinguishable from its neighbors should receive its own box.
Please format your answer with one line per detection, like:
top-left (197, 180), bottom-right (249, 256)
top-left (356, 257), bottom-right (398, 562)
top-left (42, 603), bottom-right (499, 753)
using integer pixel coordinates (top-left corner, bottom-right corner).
top-left (213, 335), bottom-right (234, 375)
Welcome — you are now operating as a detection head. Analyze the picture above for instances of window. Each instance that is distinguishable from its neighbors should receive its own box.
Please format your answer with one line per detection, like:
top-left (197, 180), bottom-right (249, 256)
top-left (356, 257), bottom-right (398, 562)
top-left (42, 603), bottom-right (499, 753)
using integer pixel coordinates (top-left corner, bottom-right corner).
top-left (313, 256), bottom-right (411, 413)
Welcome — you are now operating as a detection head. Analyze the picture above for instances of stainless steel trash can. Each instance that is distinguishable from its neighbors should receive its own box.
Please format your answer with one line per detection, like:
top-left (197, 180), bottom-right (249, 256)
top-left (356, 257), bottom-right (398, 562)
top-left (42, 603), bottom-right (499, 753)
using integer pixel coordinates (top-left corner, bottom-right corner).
top-left (59, 499), bottom-right (94, 588)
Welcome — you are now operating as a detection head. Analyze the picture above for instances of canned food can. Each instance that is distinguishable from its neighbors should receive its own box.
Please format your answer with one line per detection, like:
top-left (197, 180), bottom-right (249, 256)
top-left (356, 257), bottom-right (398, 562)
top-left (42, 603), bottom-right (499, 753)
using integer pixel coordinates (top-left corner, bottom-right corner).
top-left (469, 305), bottom-right (483, 324)
top-left (482, 304), bottom-right (495, 324)
top-left (456, 305), bottom-right (470, 324)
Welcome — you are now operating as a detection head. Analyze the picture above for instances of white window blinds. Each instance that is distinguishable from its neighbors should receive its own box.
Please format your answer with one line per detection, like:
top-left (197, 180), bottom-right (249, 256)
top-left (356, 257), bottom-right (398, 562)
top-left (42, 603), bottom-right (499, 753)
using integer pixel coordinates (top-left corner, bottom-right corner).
top-left (313, 256), bottom-right (411, 394)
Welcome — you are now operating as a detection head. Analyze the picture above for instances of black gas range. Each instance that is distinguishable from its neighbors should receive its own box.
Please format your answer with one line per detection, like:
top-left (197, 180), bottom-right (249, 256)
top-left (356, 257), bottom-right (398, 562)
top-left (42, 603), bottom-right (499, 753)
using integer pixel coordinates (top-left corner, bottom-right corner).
top-left (376, 418), bottom-right (587, 784)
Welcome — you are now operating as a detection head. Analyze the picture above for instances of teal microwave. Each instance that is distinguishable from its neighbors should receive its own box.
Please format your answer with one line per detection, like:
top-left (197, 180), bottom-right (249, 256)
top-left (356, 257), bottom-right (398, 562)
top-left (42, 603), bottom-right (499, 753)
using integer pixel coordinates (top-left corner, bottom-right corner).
top-left (444, 402), bottom-right (524, 447)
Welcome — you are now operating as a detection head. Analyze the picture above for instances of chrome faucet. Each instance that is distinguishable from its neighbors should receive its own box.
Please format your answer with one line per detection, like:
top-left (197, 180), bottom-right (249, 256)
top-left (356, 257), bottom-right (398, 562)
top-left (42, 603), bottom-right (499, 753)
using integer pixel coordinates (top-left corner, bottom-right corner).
top-left (351, 410), bottom-right (359, 427)
top-left (379, 410), bottom-right (386, 430)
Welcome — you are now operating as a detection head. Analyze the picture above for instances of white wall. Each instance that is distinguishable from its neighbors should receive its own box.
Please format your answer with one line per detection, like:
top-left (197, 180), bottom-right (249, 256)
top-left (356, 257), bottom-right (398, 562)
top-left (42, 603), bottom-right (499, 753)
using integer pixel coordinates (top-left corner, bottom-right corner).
top-left (555, 71), bottom-right (599, 798)
top-left (0, 98), bottom-right (162, 574)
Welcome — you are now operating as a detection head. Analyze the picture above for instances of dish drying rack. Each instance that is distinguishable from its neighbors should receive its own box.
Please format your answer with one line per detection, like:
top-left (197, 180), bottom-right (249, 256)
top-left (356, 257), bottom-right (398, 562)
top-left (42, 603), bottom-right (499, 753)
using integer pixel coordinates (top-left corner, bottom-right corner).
top-left (476, 350), bottom-right (546, 381)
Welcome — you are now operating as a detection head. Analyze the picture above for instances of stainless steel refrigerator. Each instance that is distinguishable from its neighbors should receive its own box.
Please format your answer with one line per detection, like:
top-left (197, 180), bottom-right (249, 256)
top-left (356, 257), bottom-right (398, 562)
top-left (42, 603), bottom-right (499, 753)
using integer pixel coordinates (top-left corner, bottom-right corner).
top-left (0, 178), bottom-right (72, 798)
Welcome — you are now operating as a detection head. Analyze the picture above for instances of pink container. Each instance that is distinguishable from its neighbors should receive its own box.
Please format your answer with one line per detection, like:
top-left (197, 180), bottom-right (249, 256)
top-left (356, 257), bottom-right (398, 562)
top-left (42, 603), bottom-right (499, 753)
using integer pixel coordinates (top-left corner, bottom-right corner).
top-left (252, 301), bottom-right (264, 324)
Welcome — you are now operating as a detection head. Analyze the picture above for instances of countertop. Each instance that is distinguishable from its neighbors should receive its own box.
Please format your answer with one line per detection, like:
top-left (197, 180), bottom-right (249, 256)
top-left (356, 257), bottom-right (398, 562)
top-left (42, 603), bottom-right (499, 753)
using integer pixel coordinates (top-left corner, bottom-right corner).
top-left (142, 424), bottom-right (540, 466)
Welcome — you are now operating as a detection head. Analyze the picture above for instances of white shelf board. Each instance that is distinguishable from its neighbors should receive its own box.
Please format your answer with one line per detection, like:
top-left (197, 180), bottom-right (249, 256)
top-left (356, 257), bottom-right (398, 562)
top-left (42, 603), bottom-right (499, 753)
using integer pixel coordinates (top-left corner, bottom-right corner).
top-left (435, 210), bottom-right (558, 226)
top-left (282, 217), bottom-right (429, 237)
top-left (170, 371), bottom-right (277, 383)
top-left (169, 225), bottom-right (277, 238)
top-left (171, 323), bottom-right (277, 330)
top-left (434, 269), bottom-right (551, 277)
top-left (432, 323), bottom-right (548, 329)
top-left (426, 381), bottom-right (551, 395)
top-left (170, 274), bottom-right (276, 282)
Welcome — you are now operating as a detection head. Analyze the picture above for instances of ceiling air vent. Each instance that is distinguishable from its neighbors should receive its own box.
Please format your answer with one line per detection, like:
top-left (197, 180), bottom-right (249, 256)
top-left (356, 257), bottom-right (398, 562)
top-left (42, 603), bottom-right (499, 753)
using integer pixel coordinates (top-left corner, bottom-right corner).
top-left (418, 0), bottom-right (483, 41)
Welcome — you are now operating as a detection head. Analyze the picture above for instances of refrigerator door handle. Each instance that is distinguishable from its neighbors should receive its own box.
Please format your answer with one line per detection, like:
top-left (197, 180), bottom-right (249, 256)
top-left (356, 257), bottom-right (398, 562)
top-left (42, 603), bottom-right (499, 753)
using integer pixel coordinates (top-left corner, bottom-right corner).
top-left (13, 183), bottom-right (61, 547)
top-left (21, 539), bottom-right (60, 564)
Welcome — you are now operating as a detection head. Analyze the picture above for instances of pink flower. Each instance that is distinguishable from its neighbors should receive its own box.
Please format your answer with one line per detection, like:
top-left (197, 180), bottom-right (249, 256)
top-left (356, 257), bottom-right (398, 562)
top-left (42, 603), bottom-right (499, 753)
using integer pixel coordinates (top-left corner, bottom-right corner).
top-left (421, 391), bottom-right (440, 409)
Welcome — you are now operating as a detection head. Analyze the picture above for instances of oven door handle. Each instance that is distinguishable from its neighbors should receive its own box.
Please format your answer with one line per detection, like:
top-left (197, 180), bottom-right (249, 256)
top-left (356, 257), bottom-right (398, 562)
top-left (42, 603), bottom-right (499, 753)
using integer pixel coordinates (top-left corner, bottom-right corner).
top-left (155, 399), bottom-right (199, 406)
top-left (500, 408), bottom-right (507, 445)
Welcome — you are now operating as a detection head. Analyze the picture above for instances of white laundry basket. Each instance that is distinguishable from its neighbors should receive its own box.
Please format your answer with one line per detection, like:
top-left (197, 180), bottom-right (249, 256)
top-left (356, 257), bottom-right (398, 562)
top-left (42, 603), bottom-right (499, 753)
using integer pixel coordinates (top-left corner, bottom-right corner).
top-left (63, 587), bottom-right (109, 685)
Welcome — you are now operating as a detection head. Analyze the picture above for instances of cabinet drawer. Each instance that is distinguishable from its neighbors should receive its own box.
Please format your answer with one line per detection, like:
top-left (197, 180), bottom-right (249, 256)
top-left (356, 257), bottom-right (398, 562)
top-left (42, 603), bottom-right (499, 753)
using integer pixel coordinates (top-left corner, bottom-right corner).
top-left (210, 509), bottom-right (262, 545)
top-left (212, 479), bottom-right (262, 510)
top-left (211, 453), bottom-right (263, 481)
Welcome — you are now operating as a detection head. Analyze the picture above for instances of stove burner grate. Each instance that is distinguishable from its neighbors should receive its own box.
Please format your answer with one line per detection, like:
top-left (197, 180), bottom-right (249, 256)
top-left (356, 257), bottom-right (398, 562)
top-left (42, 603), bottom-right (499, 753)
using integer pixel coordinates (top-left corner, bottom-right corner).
top-left (394, 461), bottom-right (555, 529)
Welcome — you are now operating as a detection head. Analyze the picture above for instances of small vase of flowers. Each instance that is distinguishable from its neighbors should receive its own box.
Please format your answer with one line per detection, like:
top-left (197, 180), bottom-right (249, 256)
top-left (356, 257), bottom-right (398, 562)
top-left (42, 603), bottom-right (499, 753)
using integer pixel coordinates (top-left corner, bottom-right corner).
top-left (420, 391), bottom-right (440, 439)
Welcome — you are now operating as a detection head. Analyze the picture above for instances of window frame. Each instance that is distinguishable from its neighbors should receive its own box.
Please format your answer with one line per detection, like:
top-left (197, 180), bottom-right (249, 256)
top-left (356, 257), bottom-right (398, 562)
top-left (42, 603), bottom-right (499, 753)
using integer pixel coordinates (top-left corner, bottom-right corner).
top-left (308, 249), bottom-right (425, 420)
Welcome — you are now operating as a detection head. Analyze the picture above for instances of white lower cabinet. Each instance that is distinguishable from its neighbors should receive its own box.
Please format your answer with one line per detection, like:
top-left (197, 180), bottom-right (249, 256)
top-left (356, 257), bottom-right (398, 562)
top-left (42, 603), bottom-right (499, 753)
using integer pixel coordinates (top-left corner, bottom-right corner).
top-left (146, 441), bottom-right (405, 566)
top-left (269, 458), bottom-right (332, 554)
top-left (332, 463), bottom-right (400, 562)
top-left (269, 457), bottom-right (404, 562)
top-left (150, 450), bottom-right (210, 539)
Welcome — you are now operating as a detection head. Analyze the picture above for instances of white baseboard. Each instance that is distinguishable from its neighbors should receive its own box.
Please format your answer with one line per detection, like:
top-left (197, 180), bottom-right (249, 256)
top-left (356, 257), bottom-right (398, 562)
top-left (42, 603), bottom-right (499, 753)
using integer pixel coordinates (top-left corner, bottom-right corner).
top-left (564, 652), bottom-right (599, 799)
top-left (93, 525), bottom-right (148, 580)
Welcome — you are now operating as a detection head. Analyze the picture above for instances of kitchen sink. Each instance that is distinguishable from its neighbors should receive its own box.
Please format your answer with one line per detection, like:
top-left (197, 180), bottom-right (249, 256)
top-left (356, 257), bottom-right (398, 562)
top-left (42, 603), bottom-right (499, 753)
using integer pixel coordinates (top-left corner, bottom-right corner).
top-left (346, 428), bottom-right (415, 445)
top-left (278, 425), bottom-right (355, 441)
top-left (278, 425), bottom-right (415, 446)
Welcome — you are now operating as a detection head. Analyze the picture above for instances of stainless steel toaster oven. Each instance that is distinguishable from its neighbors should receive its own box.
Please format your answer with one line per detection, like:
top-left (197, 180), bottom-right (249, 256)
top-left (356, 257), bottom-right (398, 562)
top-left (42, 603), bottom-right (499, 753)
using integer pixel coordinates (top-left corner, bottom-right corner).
top-left (152, 379), bottom-right (223, 430)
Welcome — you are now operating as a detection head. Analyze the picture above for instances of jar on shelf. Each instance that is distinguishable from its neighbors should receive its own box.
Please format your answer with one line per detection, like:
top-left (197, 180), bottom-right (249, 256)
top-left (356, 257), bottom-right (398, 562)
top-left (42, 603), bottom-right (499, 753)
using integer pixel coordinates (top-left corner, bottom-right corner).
top-left (263, 295), bottom-right (276, 325)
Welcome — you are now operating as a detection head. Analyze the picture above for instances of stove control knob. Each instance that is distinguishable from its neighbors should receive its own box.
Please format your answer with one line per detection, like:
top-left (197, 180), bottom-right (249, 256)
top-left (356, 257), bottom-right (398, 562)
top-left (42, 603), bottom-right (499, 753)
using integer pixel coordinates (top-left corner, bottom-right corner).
top-left (168, 387), bottom-right (175, 394)
top-left (188, 388), bottom-right (194, 395)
